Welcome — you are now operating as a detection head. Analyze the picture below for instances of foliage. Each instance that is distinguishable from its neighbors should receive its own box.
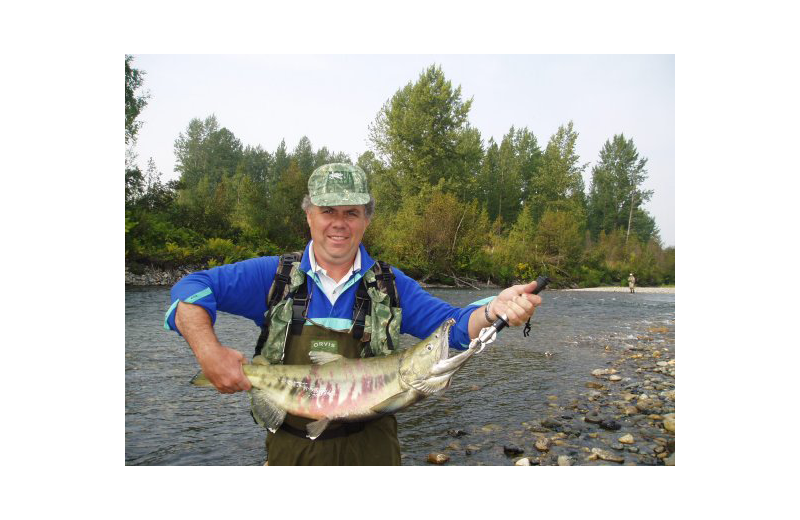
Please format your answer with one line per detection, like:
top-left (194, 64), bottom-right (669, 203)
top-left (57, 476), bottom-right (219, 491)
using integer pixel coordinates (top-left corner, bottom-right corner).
top-left (368, 64), bottom-right (482, 203)
top-left (125, 55), bottom-right (149, 145)
top-left (587, 134), bottom-right (657, 243)
top-left (125, 61), bottom-right (674, 287)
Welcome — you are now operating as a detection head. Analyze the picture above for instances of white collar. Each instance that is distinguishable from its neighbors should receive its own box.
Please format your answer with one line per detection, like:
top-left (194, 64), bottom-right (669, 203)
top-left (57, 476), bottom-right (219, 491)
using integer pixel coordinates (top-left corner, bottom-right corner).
top-left (308, 241), bottom-right (361, 280)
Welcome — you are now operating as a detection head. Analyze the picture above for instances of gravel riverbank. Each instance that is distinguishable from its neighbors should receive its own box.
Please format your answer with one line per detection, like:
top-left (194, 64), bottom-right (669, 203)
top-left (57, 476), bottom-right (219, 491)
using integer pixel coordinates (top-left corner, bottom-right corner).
top-left (564, 287), bottom-right (675, 294)
top-left (422, 318), bottom-right (676, 466)
top-left (489, 321), bottom-right (674, 465)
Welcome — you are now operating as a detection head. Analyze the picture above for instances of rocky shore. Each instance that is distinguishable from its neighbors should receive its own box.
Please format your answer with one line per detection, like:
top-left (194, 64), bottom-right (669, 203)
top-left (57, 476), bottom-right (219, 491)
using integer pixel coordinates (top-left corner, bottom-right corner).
top-left (126, 265), bottom-right (504, 289)
top-left (125, 266), bottom-right (202, 286)
top-left (424, 321), bottom-right (676, 466)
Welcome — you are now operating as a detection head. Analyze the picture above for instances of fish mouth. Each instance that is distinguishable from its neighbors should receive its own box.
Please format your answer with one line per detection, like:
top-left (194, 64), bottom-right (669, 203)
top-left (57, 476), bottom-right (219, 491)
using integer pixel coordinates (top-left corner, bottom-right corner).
top-left (438, 319), bottom-right (455, 361)
top-left (430, 318), bottom-right (478, 377)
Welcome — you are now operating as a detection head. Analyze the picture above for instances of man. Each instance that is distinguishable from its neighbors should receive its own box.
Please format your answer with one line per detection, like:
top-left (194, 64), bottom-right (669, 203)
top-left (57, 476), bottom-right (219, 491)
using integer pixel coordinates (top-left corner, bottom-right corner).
top-left (628, 272), bottom-right (636, 293)
top-left (164, 163), bottom-right (542, 465)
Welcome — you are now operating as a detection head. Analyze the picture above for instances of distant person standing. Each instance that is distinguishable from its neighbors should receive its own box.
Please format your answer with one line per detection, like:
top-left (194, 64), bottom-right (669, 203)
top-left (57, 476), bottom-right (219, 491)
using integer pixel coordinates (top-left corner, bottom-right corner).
top-left (628, 273), bottom-right (636, 293)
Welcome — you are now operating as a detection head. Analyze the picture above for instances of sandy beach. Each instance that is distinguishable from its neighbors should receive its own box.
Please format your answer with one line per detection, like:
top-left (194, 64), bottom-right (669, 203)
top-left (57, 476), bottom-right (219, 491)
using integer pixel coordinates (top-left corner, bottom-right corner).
top-left (563, 287), bottom-right (675, 294)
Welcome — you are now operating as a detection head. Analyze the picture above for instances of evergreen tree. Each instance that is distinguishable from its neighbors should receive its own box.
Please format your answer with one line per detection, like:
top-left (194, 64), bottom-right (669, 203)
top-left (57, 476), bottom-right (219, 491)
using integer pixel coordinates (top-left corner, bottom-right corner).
top-left (477, 139), bottom-right (501, 220)
top-left (587, 134), bottom-right (654, 242)
top-left (529, 121), bottom-right (587, 224)
top-left (125, 56), bottom-right (150, 205)
top-left (125, 55), bottom-right (149, 145)
top-left (173, 115), bottom-right (244, 189)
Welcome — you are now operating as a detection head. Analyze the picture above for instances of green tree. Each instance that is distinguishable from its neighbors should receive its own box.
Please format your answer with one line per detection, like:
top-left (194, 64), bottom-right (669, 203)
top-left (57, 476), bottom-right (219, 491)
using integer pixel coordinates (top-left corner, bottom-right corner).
top-left (293, 136), bottom-right (316, 177)
top-left (374, 185), bottom-right (489, 282)
top-left (529, 121), bottom-right (587, 224)
top-left (239, 145), bottom-right (273, 184)
top-left (535, 207), bottom-right (584, 275)
top-left (368, 64), bottom-right (482, 202)
top-left (125, 56), bottom-right (150, 205)
top-left (477, 139), bottom-right (501, 220)
top-left (587, 134), bottom-right (655, 243)
top-left (174, 115), bottom-right (244, 189)
top-left (125, 55), bottom-right (149, 145)
top-left (314, 147), bottom-right (351, 169)
top-left (137, 158), bottom-right (176, 211)
top-left (273, 139), bottom-right (290, 179)
top-left (358, 150), bottom-right (401, 215)
top-left (263, 160), bottom-right (309, 250)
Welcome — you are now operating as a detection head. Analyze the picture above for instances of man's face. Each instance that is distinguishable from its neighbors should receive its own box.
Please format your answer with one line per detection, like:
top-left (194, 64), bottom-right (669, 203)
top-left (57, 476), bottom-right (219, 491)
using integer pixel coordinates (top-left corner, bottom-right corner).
top-left (306, 204), bottom-right (370, 269)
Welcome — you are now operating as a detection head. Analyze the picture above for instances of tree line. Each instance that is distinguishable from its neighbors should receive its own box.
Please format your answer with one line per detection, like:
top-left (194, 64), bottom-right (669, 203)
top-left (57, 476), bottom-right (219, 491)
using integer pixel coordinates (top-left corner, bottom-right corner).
top-left (125, 57), bottom-right (674, 288)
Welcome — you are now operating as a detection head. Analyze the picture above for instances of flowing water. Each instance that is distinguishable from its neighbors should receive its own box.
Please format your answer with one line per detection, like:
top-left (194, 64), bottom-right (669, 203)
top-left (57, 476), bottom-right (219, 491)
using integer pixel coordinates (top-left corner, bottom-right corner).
top-left (125, 286), bottom-right (675, 465)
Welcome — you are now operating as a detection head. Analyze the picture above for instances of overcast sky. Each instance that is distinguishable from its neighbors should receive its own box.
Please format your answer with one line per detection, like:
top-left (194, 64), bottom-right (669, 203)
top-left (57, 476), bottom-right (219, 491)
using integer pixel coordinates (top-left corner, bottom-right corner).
top-left (131, 54), bottom-right (674, 246)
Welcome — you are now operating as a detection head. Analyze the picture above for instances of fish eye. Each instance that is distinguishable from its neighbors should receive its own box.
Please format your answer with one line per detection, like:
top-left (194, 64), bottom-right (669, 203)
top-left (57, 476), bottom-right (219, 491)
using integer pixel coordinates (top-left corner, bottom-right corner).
top-left (426, 344), bottom-right (432, 351)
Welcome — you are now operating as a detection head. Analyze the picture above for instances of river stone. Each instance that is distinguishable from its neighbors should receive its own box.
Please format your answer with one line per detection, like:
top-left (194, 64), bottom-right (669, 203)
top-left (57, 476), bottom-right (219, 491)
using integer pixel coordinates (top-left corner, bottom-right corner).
top-left (541, 418), bottom-right (563, 430)
top-left (592, 368), bottom-right (618, 377)
top-left (585, 382), bottom-right (606, 389)
top-left (584, 412), bottom-right (603, 424)
top-left (427, 453), bottom-right (450, 464)
top-left (657, 361), bottom-right (668, 367)
top-left (504, 445), bottom-right (524, 456)
top-left (609, 375), bottom-right (622, 382)
top-left (447, 428), bottom-right (468, 437)
top-left (664, 453), bottom-right (675, 466)
top-left (535, 438), bottom-right (550, 452)
top-left (662, 413), bottom-right (675, 433)
top-left (515, 457), bottom-right (532, 466)
top-left (557, 455), bottom-right (573, 466)
top-left (591, 448), bottom-right (624, 463)
top-left (623, 406), bottom-right (639, 415)
top-left (619, 434), bottom-right (634, 444)
top-left (599, 419), bottom-right (622, 431)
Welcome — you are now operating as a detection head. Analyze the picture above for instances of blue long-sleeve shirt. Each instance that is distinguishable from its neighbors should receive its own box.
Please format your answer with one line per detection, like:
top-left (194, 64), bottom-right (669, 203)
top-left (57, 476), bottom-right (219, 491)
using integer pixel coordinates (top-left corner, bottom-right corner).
top-left (164, 242), bottom-right (490, 349)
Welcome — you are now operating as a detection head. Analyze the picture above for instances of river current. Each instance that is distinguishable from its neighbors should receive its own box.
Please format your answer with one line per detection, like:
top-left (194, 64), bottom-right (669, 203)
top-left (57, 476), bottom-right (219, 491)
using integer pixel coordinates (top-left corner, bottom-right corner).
top-left (125, 286), bottom-right (675, 465)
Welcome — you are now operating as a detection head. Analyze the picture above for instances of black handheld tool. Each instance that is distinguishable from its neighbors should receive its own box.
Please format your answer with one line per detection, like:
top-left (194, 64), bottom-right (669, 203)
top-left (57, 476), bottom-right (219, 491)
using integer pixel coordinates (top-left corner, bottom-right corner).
top-left (472, 276), bottom-right (550, 349)
top-left (488, 275), bottom-right (550, 337)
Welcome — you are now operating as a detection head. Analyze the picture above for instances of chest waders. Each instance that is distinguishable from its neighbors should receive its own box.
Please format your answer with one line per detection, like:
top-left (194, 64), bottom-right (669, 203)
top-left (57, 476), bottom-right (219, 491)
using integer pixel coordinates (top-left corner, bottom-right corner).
top-left (254, 253), bottom-right (402, 465)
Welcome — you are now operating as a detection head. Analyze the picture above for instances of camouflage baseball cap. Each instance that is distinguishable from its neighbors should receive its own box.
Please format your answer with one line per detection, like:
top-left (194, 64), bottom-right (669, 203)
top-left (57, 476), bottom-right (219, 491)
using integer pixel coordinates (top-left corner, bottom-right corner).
top-left (308, 163), bottom-right (370, 206)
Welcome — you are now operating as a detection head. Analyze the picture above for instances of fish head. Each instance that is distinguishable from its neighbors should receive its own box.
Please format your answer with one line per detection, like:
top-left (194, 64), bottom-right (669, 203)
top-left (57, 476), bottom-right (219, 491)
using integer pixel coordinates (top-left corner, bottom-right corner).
top-left (399, 318), bottom-right (455, 394)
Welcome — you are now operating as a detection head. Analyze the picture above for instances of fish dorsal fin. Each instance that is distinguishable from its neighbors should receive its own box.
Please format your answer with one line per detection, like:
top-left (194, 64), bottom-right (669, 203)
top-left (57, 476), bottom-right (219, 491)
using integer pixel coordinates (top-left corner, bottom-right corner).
top-left (250, 389), bottom-right (286, 433)
top-left (309, 351), bottom-right (344, 365)
top-left (252, 355), bottom-right (270, 366)
top-left (306, 418), bottom-right (331, 440)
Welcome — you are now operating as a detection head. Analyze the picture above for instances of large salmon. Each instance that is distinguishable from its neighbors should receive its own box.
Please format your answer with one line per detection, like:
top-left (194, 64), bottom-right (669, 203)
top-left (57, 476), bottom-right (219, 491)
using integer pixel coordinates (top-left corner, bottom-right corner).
top-left (191, 318), bottom-right (481, 439)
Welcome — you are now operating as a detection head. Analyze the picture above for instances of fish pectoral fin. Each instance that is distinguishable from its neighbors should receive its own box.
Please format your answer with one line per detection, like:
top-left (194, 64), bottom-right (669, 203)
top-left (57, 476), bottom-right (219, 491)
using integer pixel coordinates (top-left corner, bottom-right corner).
top-left (308, 351), bottom-right (344, 365)
top-left (370, 391), bottom-right (417, 414)
top-left (306, 418), bottom-right (331, 440)
top-left (408, 374), bottom-right (453, 395)
top-left (250, 390), bottom-right (287, 433)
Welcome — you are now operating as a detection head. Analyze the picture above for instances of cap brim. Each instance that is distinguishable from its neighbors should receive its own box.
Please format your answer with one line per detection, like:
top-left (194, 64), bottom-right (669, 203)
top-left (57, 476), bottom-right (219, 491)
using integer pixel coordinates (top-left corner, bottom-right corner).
top-left (310, 193), bottom-right (370, 206)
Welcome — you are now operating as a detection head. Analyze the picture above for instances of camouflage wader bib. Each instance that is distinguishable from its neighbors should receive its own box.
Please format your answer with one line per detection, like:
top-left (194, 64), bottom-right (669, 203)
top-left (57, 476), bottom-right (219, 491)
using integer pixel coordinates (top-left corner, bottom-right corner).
top-left (257, 253), bottom-right (403, 465)
top-left (255, 255), bottom-right (402, 364)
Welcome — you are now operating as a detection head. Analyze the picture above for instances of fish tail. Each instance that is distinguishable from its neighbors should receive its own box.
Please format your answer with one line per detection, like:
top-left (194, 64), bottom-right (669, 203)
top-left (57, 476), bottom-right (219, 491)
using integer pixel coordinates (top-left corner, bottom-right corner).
top-left (190, 370), bottom-right (213, 387)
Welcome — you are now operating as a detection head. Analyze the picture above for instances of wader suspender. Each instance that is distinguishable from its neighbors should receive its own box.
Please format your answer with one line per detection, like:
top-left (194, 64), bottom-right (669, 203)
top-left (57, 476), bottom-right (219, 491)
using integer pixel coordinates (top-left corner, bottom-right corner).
top-left (254, 252), bottom-right (303, 357)
top-left (254, 254), bottom-right (400, 358)
top-left (352, 260), bottom-right (398, 350)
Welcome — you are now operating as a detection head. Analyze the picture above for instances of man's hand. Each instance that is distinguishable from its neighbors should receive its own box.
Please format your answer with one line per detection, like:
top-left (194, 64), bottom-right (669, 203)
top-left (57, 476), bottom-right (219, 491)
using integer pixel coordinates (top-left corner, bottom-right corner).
top-left (176, 301), bottom-right (252, 394)
top-left (488, 280), bottom-right (543, 326)
top-left (195, 344), bottom-right (252, 394)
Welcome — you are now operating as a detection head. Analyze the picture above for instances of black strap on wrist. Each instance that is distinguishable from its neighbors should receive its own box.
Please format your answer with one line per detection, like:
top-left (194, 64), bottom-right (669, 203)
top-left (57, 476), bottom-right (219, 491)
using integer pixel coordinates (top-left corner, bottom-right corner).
top-left (484, 303), bottom-right (494, 323)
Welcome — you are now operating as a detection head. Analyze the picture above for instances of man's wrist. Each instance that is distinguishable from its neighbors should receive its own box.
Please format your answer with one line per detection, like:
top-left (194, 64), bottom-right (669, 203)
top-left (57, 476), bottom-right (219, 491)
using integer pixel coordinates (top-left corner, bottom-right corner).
top-left (484, 302), bottom-right (496, 324)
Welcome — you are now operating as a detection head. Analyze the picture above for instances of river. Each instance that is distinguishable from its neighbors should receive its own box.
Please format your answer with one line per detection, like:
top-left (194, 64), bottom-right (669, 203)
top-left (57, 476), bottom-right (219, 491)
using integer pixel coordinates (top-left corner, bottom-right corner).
top-left (125, 286), bottom-right (675, 465)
